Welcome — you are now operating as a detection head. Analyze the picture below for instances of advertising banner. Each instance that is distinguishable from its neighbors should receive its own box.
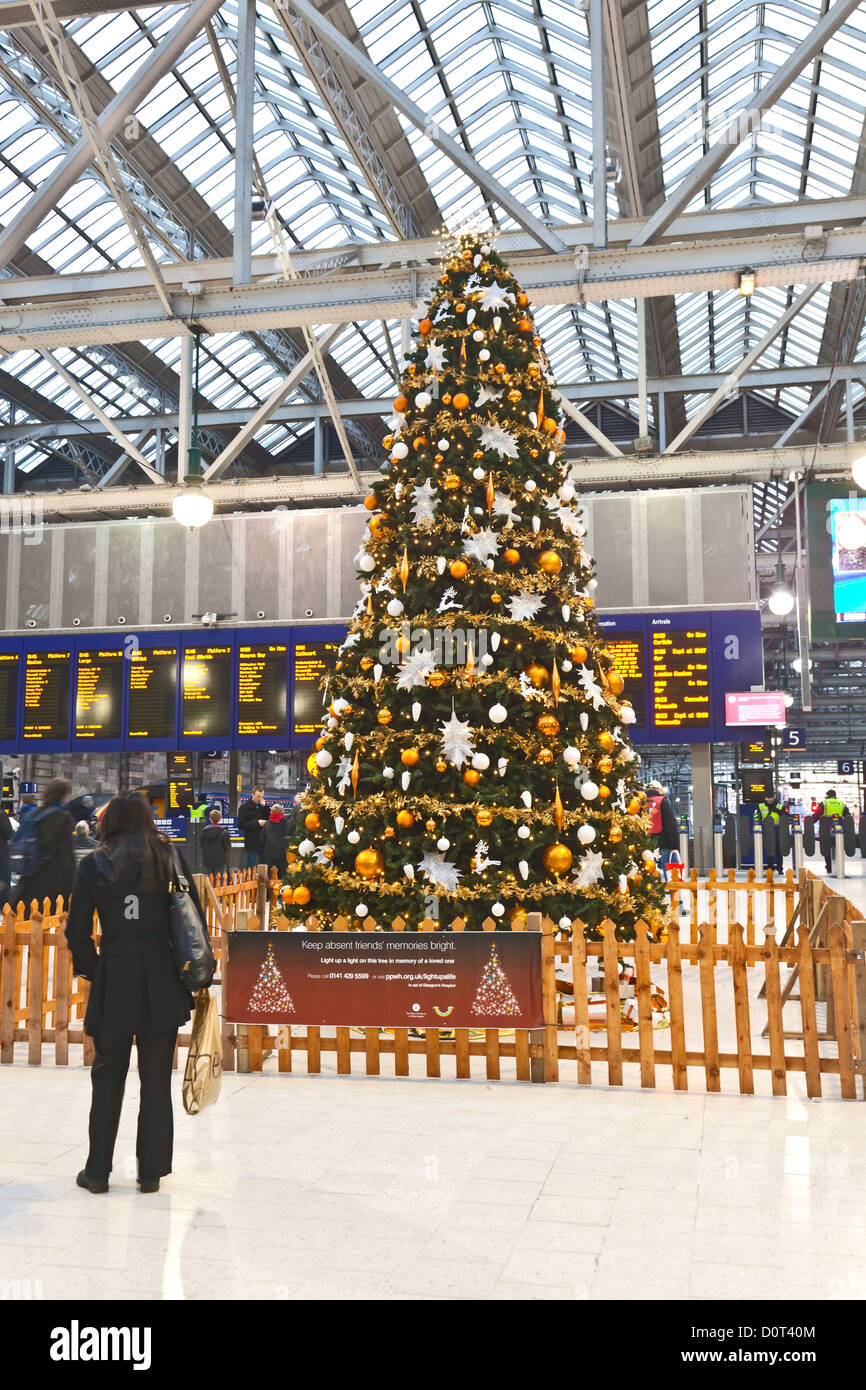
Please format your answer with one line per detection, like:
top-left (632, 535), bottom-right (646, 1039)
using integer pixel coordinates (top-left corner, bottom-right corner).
top-left (225, 931), bottom-right (544, 1028)
top-left (725, 691), bottom-right (786, 726)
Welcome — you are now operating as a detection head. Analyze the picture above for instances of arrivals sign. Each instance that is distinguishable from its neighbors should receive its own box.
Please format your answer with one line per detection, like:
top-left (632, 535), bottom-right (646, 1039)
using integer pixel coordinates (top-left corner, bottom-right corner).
top-left (225, 931), bottom-right (544, 1028)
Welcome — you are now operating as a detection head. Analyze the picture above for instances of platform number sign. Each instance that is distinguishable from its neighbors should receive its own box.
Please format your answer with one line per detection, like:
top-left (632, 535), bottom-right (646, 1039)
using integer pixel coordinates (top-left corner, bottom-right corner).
top-left (837, 759), bottom-right (856, 776)
top-left (782, 727), bottom-right (806, 750)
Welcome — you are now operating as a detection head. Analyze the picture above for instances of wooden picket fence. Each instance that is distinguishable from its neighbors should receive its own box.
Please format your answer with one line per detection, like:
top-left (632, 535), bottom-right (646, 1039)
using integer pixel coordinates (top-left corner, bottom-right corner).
top-left (1, 866), bottom-right (864, 1099)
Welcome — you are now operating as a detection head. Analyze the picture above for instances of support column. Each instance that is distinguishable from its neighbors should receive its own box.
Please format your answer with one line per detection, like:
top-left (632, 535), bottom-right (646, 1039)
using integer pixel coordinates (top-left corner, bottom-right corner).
top-left (312, 416), bottom-right (324, 475)
top-left (590, 0), bottom-right (606, 250)
top-left (846, 378), bottom-right (855, 443)
top-left (4, 407), bottom-right (14, 493)
top-left (690, 743), bottom-right (714, 874)
top-left (232, 0), bottom-right (256, 286)
top-left (177, 336), bottom-right (194, 481)
top-left (636, 299), bottom-right (648, 440)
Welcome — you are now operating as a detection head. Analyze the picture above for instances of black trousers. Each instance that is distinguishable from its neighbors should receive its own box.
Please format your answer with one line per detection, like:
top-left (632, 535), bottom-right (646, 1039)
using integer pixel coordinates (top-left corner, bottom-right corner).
top-left (86, 1030), bottom-right (177, 1182)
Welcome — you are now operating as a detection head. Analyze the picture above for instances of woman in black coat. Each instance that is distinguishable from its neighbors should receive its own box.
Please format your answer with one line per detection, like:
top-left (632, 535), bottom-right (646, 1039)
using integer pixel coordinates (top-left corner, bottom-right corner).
top-left (263, 804), bottom-right (290, 877)
top-left (11, 777), bottom-right (75, 912)
top-left (65, 792), bottom-right (202, 1194)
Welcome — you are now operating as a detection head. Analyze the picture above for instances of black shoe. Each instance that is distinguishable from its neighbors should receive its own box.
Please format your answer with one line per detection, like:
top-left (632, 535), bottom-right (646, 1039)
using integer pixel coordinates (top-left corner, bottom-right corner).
top-left (76, 1169), bottom-right (108, 1194)
top-left (137, 1177), bottom-right (160, 1193)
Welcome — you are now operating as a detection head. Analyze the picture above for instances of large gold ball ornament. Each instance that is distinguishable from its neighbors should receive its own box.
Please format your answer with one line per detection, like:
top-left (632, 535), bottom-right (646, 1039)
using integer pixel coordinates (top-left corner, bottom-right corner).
top-left (517, 317), bottom-right (532, 333)
top-left (369, 515), bottom-right (388, 537)
top-left (304, 812), bottom-right (321, 831)
top-left (427, 670), bottom-right (446, 689)
top-left (452, 392), bottom-right (470, 411)
top-left (543, 843), bottom-right (573, 875)
top-left (627, 797), bottom-right (641, 816)
top-left (354, 848), bottom-right (384, 879)
top-left (571, 644), bottom-right (589, 665)
top-left (598, 730), bottom-right (615, 753)
top-left (609, 827), bottom-right (623, 843)
top-left (393, 395), bottom-right (409, 413)
top-left (292, 885), bottom-right (311, 906)
top-left (517, 292), bottom-right (529, 308)
top-left (538, 550), bottom-right (562, 574)
top-left (315, 735), bottom-right (327, 750)
top-left (400, 748), bottom-right (420, 766)
top-left (608, 671), bottom-right (625, 696)
top-left (507, 389), bottom-right (522, 402)
top-left (525, 662), bottom-right (549, 688)
top-left (535, 713), bottom-right (560, 737)
top-left (454, 303), bottom-right (465, 314)
top-left (597, 756), bottom-right (613, 776)
top-left (396, 809), bottom-right (415, 828)
top-left (418, 318), bottom-right (432, 335)
top-left (322, 846), bottom-right (334, 859)
top-left (377, 708), bottom-right (393, 725)
top-left (537, 747), bottom-right (554, 764)
top-left (364, 493), bottom-right (378, 511)
top-left (542, 418), bottom-right (558, 436)
top-left (435, 756), bottom-right (447, 773)
top-left (449, 560), bottom-right (469, 579)
top-left (598, 785), bottom-right (611, 801)
top-left (413, 436), bottom-right (428, 452)
top-left (306, 752), bottom-right (319, 777)
top-left (462, 768), bottom-right (481, 787)
top-left (425, 819), bottom-right (437, 832)
top-left (475, 807), bottom-right (494, 827)
top-left (503, 547), bottom-right (521, 565)
top-left (443, 472), bottom-right (461, 490)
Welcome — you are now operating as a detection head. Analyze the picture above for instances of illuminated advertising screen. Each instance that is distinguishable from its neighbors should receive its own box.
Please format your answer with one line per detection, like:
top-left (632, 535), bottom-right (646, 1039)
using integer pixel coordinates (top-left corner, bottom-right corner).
top-left (74, 647), bottom-right (123, 744)
top-left (806, 484), bottom-right (866, 640)
top-left (829, 495), bottom-right (866, 622)
top-left (236, 636), bottom-right (288, 745)
top-left (127, 643), bottom-right (178, 747)
top-left (182, 640), bottom-right (232, 741)
top-left (22, 645), bottom-right (71, 747)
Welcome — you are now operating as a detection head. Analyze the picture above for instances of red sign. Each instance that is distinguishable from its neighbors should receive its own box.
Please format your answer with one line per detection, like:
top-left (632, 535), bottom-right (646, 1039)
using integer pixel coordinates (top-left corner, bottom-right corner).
top-left (725, 691), bottom-right (786, 726)
top-left (225, 931), bottom-right (544, 1028)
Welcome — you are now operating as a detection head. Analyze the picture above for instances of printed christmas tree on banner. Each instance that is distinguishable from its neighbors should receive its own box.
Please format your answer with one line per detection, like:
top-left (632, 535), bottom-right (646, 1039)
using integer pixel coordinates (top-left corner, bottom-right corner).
top-left (248, 942), bottom-right (295, 1014)
top-left (288, 229), bottom-right (667, 938)
top-left (471, 941), bottom-right (522, 1017)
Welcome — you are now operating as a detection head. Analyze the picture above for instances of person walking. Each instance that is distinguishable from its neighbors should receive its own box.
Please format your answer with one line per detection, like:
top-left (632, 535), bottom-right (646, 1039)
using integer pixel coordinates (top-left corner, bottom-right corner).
top-left (64, 792), bottom-right (201, 1194)
top-left (812, 788), bottom-right (846, 874)
top-left (10, 777), bottom-right (75, 913)
top-left (201, 808), bottom-right (231, 876)
top-left (757, 791), bottom-right (783, 873)
top-left (263, 804), bottom-right (290, 878)
top-left (645, 780), bottom-right (679, 868)
top-left (0, 803), bottom-right (13, 908)
top-left (237, 786), bottom-right (269, 870)
top-left (72, 820), bottom-right (99, 866)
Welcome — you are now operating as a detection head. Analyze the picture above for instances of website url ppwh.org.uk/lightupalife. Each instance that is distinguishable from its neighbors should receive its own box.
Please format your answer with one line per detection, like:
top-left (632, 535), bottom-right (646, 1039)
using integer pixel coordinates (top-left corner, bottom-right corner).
top-left (682, 1351), bottom-right (817, 1365)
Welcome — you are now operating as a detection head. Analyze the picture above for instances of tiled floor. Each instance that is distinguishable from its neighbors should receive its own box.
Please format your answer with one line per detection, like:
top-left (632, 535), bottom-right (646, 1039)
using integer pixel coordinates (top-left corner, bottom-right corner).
top-left (2, 1060), bottom-right (865, 1301)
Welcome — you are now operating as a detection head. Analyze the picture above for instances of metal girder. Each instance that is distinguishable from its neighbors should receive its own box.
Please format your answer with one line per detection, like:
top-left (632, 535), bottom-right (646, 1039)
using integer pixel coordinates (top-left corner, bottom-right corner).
top-left (2, 225), bottom-right (859, 351)
top-left (38, 349), bottom-right (164, 484)
top-left (566, 440), bottom-right (860, 487)
top-left (0, 0), bottom-right (159, 21)
top-left (270, 0), bottom-right (567, 255)
top-left (630, 0), bottom-right (864, 247)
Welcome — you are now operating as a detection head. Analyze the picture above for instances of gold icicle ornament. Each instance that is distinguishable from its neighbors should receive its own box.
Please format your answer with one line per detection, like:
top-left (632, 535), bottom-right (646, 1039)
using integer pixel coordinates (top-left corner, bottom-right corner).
top-left (537, 390), bottom-right (544, 429)
top-left (398, 547), bottom-right (410, 593)
top-left (351, 749), bottom-right (360, 797)
top-left (486, 471), bottom-right (495, 516)
top-left (459, 339), bottom-right (467, 365)
top-left (365, 593), bottom-right (374, 617)
top-left (553, 781), bottom-right (564, 833)
top-left (465, 642), bottom-right (475, 688)
top-left (551, 657), bottom-right (561, 706)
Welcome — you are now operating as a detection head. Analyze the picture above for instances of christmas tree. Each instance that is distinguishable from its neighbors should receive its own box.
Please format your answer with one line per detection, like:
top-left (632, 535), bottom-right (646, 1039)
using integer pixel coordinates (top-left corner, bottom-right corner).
top-left (248, 942), bottom-right (295, 1014)
top-left (471, 942), bottom-right (522, 1017)
top-left (288, 229), bottom-right (667, 938)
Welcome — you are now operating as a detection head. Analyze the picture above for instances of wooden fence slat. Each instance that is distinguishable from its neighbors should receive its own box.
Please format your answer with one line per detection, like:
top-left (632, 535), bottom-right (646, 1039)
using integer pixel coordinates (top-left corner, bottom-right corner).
top-left (0, 909), bottom-right (16, 1064)
top-left (277, 1024), bottom-right (292, 1073)
top-left (729, 923), bottom-right (754, 1095)
top-left (664, 921), bottom-right (688, 1091)
top-left (829, 922), bottom-right (857, 1101)
top-left (362, 916), bottom-right (380, 1076)
top-left (481, 918), bottom-right (501, 1081)
top-left (392, 917), bottom-right (410, 1077)
top-left (28, 915), bottom-right (44, 1066)
top-left (761, 926), bottom-right (787, 1096)
top-left (55, 931), bottom-right (69, 1066)
top-left (697, 921), bottom-right (721, 1092)
top-left (420, 918), bottom-right (441, 1078)
top-left (797, 922), bottom-right (823, 1099)
top-left (601, 920), bottom-right (623, 1087)
top-left (745, 869), bottom-right (756, 949)
top-left (633, 920), bottom-right (655, 1089)
top-left (541, 917), bottom-right (559, 1083)
top-left (571, 921), bottom-right (591, 1086)
top-left (451, 919), bottom-right (471, 1079)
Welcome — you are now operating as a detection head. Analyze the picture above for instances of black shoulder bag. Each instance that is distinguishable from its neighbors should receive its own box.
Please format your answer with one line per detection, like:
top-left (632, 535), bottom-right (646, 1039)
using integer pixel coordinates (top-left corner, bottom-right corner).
top-left (167, 845), bottom-right (216, 991)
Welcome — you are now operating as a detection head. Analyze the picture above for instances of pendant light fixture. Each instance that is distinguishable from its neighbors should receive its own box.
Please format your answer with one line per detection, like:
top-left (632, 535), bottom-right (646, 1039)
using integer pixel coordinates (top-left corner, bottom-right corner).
top-left (173, 329), bottom-right (214, 530)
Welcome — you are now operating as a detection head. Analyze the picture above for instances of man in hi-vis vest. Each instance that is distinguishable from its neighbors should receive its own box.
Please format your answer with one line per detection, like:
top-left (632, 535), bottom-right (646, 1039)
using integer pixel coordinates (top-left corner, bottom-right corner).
top-left (812, 788), bottom-right (845, 874)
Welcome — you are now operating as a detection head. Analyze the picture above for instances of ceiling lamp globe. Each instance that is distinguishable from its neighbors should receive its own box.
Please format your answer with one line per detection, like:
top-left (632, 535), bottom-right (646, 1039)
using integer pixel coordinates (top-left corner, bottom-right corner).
top-left (767, 583), bottom-right (795, 617)
top-left (172, 475), bottom-right (213, 530)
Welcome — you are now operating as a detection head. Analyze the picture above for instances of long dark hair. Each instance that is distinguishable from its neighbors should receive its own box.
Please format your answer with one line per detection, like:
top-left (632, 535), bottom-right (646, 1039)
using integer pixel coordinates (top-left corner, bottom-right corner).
top-left (98, 792), bottom-right (172, 891)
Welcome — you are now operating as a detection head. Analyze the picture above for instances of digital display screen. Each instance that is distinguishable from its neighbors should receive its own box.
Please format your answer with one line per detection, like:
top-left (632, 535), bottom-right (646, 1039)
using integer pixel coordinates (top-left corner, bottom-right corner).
top-left (0, 652), bottom-right (18, 743)
top-left (168, 778), bottom-right (195, 813)
top-left (651, 627), bottom-right (711, 732)
top-left (740, 737), bottom-right (771, 764)
top-left (75, 648), bottom-right (123, 740)
top-left (182, 644), bottom-right (232, 740)
top-left (293, 639), bottom-right (340, 736)
top-left (237, 643), bottom-right (287, 738)
top-left (23, 649), bottom-right (71, 741)
top-left (742, 774), bottom-right (773, 804)
top-left (603, 630), bottom-right (646, 729)
top-left (829, 496), bottom-right (866, 622)
top-left (128, 646), bottom-right (177, 742)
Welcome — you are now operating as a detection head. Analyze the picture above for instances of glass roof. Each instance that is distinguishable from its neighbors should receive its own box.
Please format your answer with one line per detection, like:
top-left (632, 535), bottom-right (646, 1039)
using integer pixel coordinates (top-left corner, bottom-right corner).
top-left (0, 0), bottom-right (862, 479)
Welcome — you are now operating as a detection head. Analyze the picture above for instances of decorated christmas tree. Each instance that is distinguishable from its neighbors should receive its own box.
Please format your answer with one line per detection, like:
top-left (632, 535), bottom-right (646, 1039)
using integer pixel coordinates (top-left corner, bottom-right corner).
top-left (471, 942), bottom-right (522, 1017)
top-left (248, 942), bottom-right (295, 1014)
top-left (288, 229), bottom-right (667, 938)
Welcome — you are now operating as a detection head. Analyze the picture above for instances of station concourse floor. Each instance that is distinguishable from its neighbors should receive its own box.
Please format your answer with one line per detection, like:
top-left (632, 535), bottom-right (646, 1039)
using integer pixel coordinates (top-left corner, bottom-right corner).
top-left (1, 856), bottom-right (865, 1303)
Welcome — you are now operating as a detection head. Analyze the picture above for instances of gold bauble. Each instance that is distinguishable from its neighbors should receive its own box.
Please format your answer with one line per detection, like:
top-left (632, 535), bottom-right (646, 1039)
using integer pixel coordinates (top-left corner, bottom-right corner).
top-left (360, 656), bottom-right (375, 671)
top-left (452, 392), bottom-right (470, 411)
top-left (525, 662), bottom-right (549, 688)
top-left (354, 848), bottom-right (384, 879)
top-left (425, 819), bottom-right (437, 832)
top-left (434, 453), bottom-right (444, 463)
top-left (393, 394), bottom-right (409, 412)
top-left (597, 756), bottom-right (613, 776)
top-left (542, 418), bottom-right (558, 436)
top-left (315, 735), bottom-right (327, 750)
top-left (443, 472), bottom-right (461, 489)
top-left (609, 827), bottom-right (623, 843)
top-left (598, 784), bottom-right (611, 800)
top-left (462, 768), bottom-right (481, 787)
top-left (571, 644), bottom-right (589, 664)
top-left (396, 809), bottom-right (415, 828)
top-left (490, 593), bottom-right (502, 603)
top-left (454, 303), bottom-right (466, 314)
top-left (418, 318), bottom-right (432, 335)
top-left (306, 752), bottom-right (319, 777)
top-left (369, 515), bottom-right (388, 537)
top-left (413, 435), bottom-right (428, 452)
top-left (627, 797), bottom-right (641, 816)
top-left (527, 361), bottom-right (540, 374)
top-left (442, 393), bottom-right (452, 405)
top-left (543, 843), bottom-right (573, 875)
top-left (304, 812), bottom-right (321, 831)
top-left (530, 448), bottom-right (539, 458)
top-left (384, 826), bottom-right (395, 838)
top-left (503, 547), bottom-right (520, 565)
top-left (517, 292), bottom-right (529, 308)
top-left (475, 807), bottom-right (494, 826)
top-left (364, 492), bottom-right (378, 511)
top-left (382, 436), bottom-right (393, 451)
top-left (396, 636), bottom-right (411, 655)
top-left (322, 846), bottom-right (334, 859)
top-left (427, 670), bottom-right (446, 689)
top-left (435, 756), bottom-right (447, 772)
top-left (449, 559), bottom-right (469, 579)
top-left (608, 671), bottom-right (625, 695)
top-left (535, 713), bottom-right (560, 737)
top-left (507, 389), bottom-right (522, 402)
top-left (537, 747), bottom-right (554, 764)
top-left (517, 317), bottom-right (532, 332)
top-left (538, 549), bottom-right (562, 574)
top-left (377, 708), bottom-right (393, 725)
top-left (292, 885), bottom-right (311, 906)
top-left (473, 450), bottom-right (484, 460)
top-left (400, 748), bottom-right (420, 766)
top-left (598, 730), bottom-right (615, 753)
